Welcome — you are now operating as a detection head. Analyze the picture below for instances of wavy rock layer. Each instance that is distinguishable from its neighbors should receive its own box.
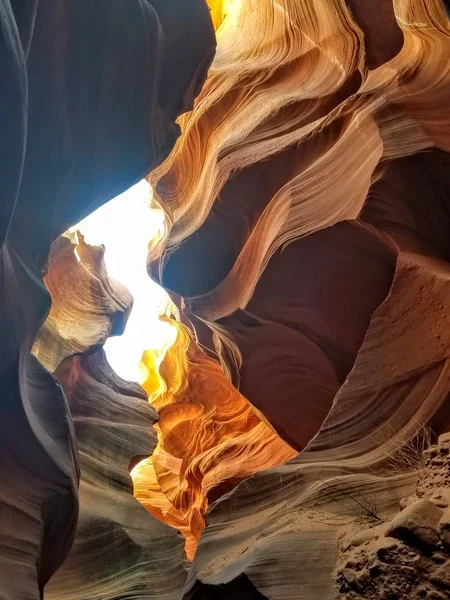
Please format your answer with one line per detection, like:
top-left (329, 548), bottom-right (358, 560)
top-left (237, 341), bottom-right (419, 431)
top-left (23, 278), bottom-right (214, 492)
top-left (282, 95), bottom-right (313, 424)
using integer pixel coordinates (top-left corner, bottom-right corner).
top-left (134, 320), bottom-right (296, 559)
top-left (46, 350), bottom-right (188, 600)
top-left (33, 231), bottom-right (192, 599)
top-left (33, 233), bottom-right (133, 372)
top-left (145, 0), bottom-right (450, 597)
top-left (2, 0), bottom-right (450, 599)
top-left (0, 0), bottom-right (214, 597)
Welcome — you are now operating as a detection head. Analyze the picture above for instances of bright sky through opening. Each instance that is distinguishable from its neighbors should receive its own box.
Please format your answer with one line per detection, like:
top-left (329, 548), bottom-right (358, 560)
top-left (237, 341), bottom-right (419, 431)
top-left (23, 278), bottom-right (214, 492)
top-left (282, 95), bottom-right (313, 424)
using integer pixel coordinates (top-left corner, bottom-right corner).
top-left (73, 180), bottom-right (174, 383)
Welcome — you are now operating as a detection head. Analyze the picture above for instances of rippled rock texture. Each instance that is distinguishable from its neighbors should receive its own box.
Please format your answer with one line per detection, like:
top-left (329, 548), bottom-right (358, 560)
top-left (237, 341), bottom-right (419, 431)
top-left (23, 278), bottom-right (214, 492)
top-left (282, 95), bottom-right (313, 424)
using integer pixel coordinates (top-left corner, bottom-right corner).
top-left (146, 0), bottom-right (450, 597)
top-left (0, 0), bottom-right (214, 597)
top-left (1, 0), bottom-right (450, 599)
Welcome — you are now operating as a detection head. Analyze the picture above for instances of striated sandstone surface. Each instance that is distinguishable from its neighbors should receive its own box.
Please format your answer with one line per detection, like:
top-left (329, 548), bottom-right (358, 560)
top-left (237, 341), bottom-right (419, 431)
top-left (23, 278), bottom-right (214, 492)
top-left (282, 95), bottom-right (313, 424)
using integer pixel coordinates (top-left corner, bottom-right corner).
top-left (0, 0), bottom-right (214, 597)
top-left (1, 0), bottom-right (450, 599)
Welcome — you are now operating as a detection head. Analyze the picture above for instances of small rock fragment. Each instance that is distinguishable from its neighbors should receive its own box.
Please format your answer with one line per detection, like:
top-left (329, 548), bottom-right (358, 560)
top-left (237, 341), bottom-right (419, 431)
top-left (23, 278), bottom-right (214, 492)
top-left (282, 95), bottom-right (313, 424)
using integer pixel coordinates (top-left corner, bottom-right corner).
top-left (430, 560), bottom-right (450, 589)
top-left (432, 492), bottom-right (450, 509)
top-left (344, 558), bottom-right (362, 570)
top-left (357, 569), bottom-right (369, 585)
top-left (386, 499), bottom-right (443, 548)
top-left (411, 554), bottom-right (425, 571)
top-left (428, 591), bottom-right (447, 600)
top-left (350, 528), bottom-right (378, 547)
top-left (375, 537), bottom-right (400, 563)
top-left (376, 537), bottom-right (400, 552)
top-left (400, 497), bottom-right (412, 510)
top-left (341, 568), bottom-right (362, 592)
top-left (416, 585), bottom-right (428, 597)
top-left (383, 583), bottom-right (404, 599)
top-left (432, 552), bottom-right (447, 564)
top-left (424, 445), bottom-right (439, 459)
top-left (368, 559), bottom-right (382, 577)
top-left (438, 432), bottom-right (450, 450)
top-left (432, 457), bottom-right (445, 466)
top-left (339, 581), bottom-right (347, 593)
top-left (439, 507), bottom-right (450, 546)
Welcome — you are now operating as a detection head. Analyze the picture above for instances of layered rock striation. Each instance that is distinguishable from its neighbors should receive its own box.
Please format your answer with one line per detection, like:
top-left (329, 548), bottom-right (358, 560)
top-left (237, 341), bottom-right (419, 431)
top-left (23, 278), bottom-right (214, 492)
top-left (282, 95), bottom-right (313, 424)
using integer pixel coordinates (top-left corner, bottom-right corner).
top-left (0, 1), bottom-right (214, 597)
top-left (146, 0), bottom-right (450, 597)
top-left (1, 1), bottom-right (450, 599)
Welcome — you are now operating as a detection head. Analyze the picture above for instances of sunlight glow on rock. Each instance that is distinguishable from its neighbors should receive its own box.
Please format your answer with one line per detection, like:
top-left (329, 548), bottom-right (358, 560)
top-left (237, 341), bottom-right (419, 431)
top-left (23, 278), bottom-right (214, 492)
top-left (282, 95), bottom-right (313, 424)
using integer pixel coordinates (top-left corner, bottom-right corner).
top-left (72, 180), bottom-right (173, 383)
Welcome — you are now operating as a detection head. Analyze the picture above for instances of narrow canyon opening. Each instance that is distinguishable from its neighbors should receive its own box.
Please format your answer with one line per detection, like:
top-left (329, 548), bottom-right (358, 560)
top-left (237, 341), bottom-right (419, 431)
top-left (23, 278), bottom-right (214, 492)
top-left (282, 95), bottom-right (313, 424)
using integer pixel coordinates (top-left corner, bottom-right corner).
top-left (42, 179), bottom-right (299, 561)
top-left (3, 1), bottom-right (450, 598)
top-left (70, 179), bottom-right (173, 384)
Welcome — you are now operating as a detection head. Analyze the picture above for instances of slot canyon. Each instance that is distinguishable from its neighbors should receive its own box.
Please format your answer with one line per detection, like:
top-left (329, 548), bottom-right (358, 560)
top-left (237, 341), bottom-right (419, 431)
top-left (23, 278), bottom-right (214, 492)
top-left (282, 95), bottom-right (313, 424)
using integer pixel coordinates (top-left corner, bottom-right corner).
top-left (1, 1), bottom-right (450, 599)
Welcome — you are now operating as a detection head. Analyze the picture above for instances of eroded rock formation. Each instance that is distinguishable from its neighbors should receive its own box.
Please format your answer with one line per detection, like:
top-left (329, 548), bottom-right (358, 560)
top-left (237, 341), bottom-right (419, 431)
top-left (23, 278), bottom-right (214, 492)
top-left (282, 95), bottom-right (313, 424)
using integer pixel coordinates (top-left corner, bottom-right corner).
top-left (134, 320), bottom-right (295, 559)
top-left (146, 0), bottom-right (450, 597)
top-left (0, 0), bottom-right (214, 597)
top-left (1, 0), bottom-right (450, 599)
